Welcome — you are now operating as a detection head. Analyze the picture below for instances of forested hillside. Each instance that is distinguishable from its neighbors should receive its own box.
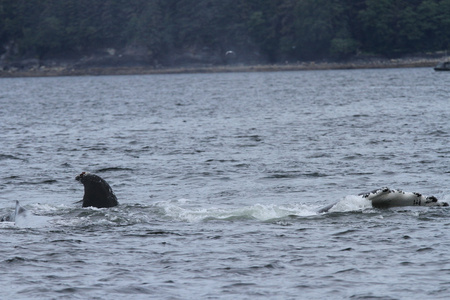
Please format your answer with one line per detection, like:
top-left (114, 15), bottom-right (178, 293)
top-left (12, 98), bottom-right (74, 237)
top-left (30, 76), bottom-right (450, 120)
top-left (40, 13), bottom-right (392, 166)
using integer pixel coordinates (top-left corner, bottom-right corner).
top-left (1, 0), bottom-right (450, 68)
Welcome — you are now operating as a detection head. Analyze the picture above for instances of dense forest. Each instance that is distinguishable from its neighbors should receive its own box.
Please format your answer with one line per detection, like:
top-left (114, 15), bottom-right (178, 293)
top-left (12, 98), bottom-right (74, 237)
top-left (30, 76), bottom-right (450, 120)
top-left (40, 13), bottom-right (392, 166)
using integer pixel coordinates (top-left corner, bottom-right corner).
top-left (1, 0), bottom-right (450, 68)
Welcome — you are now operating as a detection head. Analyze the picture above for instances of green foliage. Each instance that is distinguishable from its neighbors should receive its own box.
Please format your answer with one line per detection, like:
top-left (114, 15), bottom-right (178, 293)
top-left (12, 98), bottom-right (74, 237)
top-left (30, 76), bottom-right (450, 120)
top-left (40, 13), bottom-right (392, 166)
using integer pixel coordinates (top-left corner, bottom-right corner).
top-left (330, 37), bottom-right (359, 58)
top-left (1, 0), bottom-right (450, 63)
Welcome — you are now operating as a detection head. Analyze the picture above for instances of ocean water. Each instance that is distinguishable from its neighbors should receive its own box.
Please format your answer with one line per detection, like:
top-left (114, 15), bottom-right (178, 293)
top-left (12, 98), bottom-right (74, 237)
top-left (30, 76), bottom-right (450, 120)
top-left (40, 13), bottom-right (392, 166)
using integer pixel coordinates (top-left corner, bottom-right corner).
top-left (1, 68), bottom-right (450, 299)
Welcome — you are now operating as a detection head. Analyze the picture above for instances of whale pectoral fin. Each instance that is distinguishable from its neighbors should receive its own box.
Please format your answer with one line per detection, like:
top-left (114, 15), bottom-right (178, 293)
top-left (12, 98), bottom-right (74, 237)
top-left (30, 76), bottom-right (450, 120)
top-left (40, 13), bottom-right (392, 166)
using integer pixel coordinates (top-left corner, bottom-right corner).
top-left (15, 201), bottom-right (26, 215)
top-left (366, 193), bottom-right (386, 202)
top-left (360, 187), bottom-right (391, 199)
top-left (425, 196), bottom-right (438, 203)
top-left (317, 202), bottom-right (338, 213)
top-left (13, 201), bottom-right (27, 222)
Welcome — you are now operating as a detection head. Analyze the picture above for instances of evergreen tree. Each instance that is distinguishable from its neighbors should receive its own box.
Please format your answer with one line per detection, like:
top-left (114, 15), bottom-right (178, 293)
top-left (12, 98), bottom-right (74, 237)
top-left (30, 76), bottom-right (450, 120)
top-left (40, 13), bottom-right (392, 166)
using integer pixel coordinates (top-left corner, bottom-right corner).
top-left (1, 0), bottom-right (450, 64)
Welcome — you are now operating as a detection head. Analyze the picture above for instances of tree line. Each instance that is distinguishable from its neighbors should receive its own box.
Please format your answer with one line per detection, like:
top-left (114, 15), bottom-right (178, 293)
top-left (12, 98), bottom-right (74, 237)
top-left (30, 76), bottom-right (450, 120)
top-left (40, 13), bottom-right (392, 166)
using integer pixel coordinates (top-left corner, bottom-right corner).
top-left (1, 0), bottom-right (450, 65)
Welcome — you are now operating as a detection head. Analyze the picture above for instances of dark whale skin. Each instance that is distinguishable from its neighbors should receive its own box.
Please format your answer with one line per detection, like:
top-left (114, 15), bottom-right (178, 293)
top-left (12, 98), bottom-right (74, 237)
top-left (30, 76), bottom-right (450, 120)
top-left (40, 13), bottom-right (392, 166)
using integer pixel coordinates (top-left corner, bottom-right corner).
top-left (76, 172), bottom-right (118, 208)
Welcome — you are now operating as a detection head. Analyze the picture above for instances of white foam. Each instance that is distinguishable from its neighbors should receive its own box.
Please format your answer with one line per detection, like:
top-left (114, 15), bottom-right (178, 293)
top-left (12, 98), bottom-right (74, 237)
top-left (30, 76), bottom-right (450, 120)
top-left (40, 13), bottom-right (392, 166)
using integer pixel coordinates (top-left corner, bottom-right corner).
top-left (326, 195), bottom-right (372, 213)
top-left (442, 194), bottom-right (450, 202)
top-left (0, 221), bottom-right (16, 228)
top-left (153, 201), bottom-right (318, 222)
top-left (29, 203), bottom-right (71, 214)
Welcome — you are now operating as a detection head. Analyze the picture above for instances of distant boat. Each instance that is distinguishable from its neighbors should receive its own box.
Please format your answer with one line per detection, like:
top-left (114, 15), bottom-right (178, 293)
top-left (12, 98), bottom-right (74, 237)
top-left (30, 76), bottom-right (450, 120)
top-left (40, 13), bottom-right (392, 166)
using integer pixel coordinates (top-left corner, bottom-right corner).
top-left (434, 61), bottom-right (450, 71)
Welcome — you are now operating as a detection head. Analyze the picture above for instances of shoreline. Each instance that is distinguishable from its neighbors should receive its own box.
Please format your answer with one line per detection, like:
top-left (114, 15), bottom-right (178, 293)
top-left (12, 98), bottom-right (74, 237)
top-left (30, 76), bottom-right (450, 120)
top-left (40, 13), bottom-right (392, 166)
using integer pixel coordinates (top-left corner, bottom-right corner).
top-left (0, 57), bottom-right (443, 78)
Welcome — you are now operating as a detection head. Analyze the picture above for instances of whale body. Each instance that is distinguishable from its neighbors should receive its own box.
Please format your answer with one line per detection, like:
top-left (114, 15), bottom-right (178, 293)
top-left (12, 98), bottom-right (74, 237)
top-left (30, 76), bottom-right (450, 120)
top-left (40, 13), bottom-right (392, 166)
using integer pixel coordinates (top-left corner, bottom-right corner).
top-left (76, 172), bottom-right (118, 208)
top-left (318, 187), bottom-right (448, 213)
top-left (361, 187), bottom-right (448, 208)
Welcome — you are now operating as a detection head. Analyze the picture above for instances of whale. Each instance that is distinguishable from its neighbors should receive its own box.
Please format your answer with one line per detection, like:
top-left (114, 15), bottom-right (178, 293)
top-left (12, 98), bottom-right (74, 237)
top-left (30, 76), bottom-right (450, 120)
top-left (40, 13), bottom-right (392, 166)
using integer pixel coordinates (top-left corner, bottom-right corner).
top-left (360, 187), bottom-right (448, 208)
top-left (0, 201), bottom-right (27, 222)
top-left (76, 172), bottom-right (118, 208)
top-left (318, 187), bottom-right (449, 213)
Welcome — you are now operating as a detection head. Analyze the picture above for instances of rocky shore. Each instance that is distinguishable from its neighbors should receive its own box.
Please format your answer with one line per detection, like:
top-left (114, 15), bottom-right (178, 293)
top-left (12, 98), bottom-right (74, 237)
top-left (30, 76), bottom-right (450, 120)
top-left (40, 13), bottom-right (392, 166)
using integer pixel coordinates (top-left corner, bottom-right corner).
top-left (0, 53), bottom-right (446, 78)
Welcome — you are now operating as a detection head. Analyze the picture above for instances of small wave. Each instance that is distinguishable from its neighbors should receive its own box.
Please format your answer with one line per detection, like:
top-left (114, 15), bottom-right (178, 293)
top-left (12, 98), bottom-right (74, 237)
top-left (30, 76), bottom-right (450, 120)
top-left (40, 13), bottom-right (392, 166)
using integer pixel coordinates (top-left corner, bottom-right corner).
top-left (263, 171), bottom-right (328, 179)
top-left (427, 129), bottom-right (448, 137)
top-left (205, 159), bottom-right (239, 163)
top-left (0, 154), bottom-right (23, 161)
top-left (342, 154), bottom-right (363, 160)
top-left (236, 135), bottom-right (263, 142)
top-left (95, 167), bottom-right (134, 173)
top-left (3, 256), bottom-right (28, 264)
top-left (416, 247), bottom-right (434, 252)
top-left (18, 179), bottom-right (58, 185)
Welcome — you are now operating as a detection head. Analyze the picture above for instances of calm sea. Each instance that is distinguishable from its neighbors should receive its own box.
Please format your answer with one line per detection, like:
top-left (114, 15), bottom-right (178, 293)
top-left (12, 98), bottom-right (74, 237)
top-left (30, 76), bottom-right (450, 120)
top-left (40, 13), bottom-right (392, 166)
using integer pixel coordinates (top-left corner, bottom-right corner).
top-left (1, 68), bottom-right (450, 299)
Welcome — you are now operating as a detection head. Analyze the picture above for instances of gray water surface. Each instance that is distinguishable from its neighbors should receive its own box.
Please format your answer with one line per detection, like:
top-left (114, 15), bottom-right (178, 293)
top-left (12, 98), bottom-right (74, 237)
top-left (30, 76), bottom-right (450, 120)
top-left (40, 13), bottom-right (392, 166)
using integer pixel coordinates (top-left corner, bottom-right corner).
top-left (1, 68), bottom-right (450, 299)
